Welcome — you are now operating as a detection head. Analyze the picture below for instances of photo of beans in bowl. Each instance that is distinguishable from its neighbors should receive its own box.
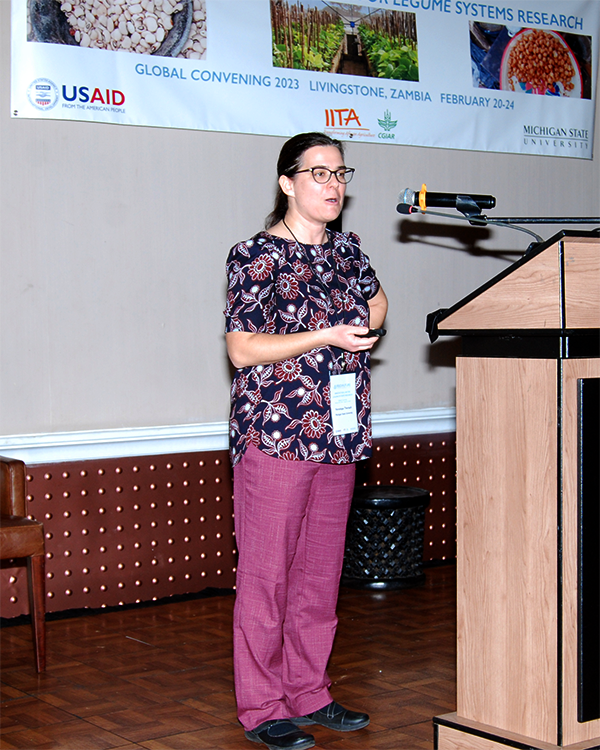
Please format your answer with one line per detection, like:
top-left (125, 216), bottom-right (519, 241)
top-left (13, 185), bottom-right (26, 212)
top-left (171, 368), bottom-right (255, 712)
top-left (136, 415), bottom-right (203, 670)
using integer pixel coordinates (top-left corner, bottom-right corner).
top-left (28, 0), bottom-right (206, 58)
top-left (501, 28), bottom-right (581, 97)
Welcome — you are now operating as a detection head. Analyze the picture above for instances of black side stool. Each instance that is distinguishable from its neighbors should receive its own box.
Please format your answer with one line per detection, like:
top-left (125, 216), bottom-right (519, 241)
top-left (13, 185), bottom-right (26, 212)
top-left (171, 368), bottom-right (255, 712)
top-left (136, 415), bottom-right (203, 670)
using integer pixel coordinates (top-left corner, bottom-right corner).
top-left (342, 485), bottom-right (430, 590)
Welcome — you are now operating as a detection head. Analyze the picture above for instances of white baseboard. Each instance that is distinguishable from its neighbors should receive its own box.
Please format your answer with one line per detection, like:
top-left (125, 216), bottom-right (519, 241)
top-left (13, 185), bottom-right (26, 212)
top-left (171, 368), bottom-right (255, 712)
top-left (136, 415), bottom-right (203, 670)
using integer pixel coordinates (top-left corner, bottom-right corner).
top-left (0, 407), bottom-right (456, 464)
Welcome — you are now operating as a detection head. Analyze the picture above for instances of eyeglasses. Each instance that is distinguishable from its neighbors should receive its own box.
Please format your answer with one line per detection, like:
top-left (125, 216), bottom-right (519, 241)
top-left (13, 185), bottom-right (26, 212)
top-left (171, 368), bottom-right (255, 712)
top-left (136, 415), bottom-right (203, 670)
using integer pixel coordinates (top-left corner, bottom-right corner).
top-left (294, 166), bottom-right (356, 184)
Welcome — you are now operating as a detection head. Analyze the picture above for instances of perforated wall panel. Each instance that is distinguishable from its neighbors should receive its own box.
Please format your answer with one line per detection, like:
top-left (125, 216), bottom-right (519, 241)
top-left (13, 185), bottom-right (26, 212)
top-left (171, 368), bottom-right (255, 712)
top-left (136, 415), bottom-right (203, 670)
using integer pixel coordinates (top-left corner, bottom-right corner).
top-left (1, 434), bottom-right (455, 618)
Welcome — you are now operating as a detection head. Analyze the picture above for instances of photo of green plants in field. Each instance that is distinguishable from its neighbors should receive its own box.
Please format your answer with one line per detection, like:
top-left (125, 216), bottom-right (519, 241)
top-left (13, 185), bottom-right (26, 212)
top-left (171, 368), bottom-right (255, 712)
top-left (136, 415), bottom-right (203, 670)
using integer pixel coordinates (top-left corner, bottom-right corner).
top-left (271, 1), bottom-right (418, 81)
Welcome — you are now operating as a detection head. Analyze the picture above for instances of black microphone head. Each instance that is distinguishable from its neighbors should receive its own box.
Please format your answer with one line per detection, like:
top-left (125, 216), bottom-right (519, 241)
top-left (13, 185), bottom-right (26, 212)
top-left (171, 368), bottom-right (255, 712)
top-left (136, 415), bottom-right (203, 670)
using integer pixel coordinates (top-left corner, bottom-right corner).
top-left (396, 203), bottom-right (413, 214)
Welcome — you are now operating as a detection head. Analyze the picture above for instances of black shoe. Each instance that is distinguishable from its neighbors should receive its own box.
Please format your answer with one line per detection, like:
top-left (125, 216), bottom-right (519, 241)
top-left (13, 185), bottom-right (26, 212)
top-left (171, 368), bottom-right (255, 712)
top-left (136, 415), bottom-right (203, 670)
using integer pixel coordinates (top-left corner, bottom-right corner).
top-left (245, 719), bottom-right (315, 749)
top-left (292, 701), bottom-right (370, 732)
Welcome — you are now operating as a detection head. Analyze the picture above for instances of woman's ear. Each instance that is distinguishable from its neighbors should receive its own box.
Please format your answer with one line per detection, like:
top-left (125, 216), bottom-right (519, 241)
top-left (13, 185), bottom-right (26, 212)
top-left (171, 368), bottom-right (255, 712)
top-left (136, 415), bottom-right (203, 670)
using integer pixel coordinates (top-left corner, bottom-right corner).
top-left (279, 173), bottom-right (294, 198)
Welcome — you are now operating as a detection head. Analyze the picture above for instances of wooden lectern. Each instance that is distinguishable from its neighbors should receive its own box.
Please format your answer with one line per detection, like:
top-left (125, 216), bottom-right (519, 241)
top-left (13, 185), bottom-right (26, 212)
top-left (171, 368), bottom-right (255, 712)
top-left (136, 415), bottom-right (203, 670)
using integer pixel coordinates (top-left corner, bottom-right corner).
top-left (427, 230), bottom-right (600, 750)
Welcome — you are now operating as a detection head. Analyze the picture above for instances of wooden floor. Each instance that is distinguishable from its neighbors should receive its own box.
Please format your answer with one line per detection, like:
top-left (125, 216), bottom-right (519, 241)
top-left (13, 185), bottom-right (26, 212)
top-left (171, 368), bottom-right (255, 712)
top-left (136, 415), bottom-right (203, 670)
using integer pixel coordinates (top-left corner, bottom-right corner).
top-left (1, 565), bottom-right (456, 749)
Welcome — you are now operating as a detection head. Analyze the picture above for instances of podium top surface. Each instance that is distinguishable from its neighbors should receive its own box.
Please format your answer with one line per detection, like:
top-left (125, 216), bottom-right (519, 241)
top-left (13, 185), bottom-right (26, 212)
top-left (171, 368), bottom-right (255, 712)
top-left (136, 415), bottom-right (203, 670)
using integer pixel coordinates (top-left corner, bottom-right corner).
top-left (427, 229), bottom-right (599, 341)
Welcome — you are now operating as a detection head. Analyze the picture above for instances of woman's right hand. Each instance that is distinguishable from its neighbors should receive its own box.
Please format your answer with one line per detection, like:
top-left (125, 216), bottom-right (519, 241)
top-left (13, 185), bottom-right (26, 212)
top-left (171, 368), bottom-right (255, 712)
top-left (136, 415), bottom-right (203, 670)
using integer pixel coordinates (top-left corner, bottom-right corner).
top-left (325, 325), bottom-right (380, 353)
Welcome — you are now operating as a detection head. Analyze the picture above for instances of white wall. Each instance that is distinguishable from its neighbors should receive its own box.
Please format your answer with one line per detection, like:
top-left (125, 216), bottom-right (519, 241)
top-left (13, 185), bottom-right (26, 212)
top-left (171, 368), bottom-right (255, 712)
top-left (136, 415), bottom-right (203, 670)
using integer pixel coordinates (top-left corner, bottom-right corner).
top-left (1, 0), bottom-right (599, 437)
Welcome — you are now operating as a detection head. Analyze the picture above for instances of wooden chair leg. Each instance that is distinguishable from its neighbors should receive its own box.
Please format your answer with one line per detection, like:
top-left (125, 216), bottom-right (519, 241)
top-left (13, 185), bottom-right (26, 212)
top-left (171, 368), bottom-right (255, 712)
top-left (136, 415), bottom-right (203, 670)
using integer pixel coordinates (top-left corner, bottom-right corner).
top-left (27, 554), bottom-right (46, 672)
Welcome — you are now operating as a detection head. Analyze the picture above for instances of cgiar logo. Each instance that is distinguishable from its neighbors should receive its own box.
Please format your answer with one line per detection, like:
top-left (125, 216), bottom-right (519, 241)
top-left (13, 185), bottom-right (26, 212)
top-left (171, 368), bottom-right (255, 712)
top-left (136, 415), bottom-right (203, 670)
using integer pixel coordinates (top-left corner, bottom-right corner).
top-left (378, 109), bottom-right (397, 140)
top-left (27, 78), bottom-right (59, 111)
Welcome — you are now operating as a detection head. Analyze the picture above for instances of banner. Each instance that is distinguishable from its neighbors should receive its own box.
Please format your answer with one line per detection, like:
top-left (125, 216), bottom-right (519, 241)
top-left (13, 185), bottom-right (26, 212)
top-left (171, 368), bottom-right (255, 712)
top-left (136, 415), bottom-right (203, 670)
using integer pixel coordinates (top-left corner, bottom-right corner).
top-left (11, 0), bottom-right (599, 158)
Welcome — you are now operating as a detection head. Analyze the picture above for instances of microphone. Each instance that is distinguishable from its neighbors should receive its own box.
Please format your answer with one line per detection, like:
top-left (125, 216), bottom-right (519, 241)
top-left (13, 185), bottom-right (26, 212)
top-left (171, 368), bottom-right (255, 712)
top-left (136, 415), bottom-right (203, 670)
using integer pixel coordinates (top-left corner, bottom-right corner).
top-left (397, 184), bottom-right (496, 215)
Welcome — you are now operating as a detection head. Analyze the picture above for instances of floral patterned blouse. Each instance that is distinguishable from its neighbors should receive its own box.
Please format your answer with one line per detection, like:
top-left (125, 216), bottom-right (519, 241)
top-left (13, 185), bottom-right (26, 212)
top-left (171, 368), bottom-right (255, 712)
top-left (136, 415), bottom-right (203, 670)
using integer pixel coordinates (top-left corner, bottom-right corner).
top-left (224, 230), bottom-right (381, 466)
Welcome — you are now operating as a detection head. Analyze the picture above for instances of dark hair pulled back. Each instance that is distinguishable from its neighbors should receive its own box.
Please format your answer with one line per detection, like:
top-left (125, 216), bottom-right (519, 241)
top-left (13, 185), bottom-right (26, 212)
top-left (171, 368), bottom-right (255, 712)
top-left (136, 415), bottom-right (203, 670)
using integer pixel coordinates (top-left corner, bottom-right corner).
top-left (264, 132), bottom-right (345, 229)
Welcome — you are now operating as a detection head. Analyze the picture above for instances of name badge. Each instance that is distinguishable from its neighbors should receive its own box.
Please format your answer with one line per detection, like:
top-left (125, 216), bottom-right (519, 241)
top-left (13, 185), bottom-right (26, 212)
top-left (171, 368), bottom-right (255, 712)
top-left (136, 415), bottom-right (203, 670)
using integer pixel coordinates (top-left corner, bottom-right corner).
top-left (330, 373), bottom-right (359, 436)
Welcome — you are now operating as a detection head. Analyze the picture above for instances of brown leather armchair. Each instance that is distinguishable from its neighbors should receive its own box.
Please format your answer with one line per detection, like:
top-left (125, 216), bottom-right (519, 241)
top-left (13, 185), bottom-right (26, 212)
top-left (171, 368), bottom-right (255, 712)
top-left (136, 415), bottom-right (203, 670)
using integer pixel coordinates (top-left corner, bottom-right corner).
top-left (0, 456), bottom-right (46, 672)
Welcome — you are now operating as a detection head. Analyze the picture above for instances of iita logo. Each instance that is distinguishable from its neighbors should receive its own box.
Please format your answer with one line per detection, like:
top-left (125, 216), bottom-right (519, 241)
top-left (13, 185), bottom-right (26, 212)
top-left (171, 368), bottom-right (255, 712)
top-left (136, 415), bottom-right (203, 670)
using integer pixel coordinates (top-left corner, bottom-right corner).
top-left (324, 108), bottom-right (362, 129)
top-left (27, 79), bottom-right (59, 111)
top-left (378, 110), bottom-right (397, 140)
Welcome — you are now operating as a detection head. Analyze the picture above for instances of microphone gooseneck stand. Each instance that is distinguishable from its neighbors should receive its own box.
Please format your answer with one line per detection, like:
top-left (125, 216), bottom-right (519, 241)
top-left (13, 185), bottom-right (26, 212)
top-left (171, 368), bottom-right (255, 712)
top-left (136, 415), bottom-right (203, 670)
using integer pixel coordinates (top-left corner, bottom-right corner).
top-left (397, 198), bottom-right (600, 252)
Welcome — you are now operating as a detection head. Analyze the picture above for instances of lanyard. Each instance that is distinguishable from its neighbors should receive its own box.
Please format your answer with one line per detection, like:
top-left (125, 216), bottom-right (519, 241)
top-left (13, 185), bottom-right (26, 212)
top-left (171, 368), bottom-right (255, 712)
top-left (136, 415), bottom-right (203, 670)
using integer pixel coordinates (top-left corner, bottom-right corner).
top-left (282, 220), bottom-right (348, 373)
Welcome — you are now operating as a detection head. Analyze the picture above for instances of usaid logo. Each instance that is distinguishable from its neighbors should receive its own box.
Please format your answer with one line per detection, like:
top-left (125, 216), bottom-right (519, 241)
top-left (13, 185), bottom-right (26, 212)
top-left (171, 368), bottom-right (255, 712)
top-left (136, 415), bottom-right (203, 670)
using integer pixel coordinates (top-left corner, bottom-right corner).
top-left (27, 78), bottom-right (59, 111)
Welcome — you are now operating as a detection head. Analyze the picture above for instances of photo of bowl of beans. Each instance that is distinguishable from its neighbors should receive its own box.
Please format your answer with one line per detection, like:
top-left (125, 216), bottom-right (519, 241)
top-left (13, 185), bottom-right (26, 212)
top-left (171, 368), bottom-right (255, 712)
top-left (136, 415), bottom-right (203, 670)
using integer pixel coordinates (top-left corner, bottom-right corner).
top-left (28, 0), bottom-right (207, 58)
top-left (500, 28), bottom-right (582, 97)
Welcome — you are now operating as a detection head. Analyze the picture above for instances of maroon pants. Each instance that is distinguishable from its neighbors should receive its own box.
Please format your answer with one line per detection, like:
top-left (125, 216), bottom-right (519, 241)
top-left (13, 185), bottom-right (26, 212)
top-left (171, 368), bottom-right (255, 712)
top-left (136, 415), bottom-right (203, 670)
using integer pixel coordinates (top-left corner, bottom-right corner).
top-left (232, 445), bottom-right (356, 731)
